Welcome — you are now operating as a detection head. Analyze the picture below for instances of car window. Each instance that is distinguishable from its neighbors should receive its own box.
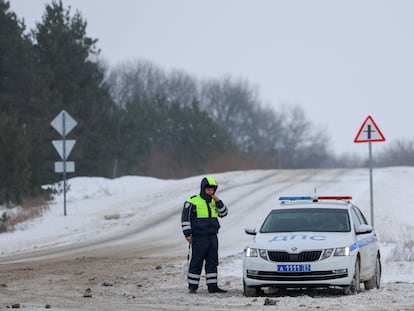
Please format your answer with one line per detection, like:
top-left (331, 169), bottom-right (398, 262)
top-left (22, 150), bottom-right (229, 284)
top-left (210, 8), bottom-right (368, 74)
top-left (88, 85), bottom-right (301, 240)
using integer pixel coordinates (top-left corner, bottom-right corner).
top-left (260, 208), bottom-right (351, 233)
top-left (350, 207), bottom-right (361, 228)
top-left (350, 205), bottom-right (369, 227)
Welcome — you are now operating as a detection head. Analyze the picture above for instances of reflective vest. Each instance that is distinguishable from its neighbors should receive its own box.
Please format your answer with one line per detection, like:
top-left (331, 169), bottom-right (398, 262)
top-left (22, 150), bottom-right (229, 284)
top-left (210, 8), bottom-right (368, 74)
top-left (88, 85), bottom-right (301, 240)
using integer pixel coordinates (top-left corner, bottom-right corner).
top-left (188, 195), bottom-right (218, 219)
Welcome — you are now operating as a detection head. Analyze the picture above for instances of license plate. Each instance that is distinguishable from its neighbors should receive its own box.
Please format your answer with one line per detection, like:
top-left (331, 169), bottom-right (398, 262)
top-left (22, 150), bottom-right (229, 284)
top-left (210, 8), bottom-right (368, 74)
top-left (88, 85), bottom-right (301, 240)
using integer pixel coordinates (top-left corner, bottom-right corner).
top-left (277, 264), bottom-right (312, 272)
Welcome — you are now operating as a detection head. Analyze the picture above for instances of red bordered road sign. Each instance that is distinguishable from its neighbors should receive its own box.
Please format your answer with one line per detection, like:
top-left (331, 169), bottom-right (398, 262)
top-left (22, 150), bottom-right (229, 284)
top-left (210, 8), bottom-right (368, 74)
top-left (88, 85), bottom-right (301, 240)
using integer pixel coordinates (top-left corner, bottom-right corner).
top-left (354, 115), bottom-right (386, 143)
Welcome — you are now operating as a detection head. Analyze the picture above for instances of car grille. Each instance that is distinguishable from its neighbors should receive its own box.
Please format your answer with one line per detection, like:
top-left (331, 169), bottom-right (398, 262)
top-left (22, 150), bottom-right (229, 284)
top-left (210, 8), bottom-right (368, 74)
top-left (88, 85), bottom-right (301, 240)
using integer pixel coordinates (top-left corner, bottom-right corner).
top-left (267, 250), bottom-right (322, 262)
top-left (246, 269), bottom-right (348, 282)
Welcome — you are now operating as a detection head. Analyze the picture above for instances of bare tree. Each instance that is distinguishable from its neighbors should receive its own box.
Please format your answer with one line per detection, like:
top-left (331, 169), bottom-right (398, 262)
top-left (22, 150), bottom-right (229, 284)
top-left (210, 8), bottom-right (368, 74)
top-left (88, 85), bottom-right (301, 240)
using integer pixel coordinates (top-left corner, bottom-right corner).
top-left (107, 60), bottom-right (165, 107)
top-left (199, 76), bottom-right (263, 151)
top-left (375, 139), bottom-right (414, 166)
top-left (277, 105), bottom-right (332, 168)
top-left (107, 60), bottom-right (198, 108)
top-left (107, 60), bottom-right (335, 171)
top-left (165, 69), bottom-right (199, 108)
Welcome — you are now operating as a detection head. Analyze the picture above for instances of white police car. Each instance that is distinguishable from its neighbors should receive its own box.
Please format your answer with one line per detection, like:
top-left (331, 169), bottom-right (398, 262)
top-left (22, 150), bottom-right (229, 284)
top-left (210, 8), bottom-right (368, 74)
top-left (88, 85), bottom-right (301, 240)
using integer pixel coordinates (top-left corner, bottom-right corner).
top-left (243, 196), bottom-right (381, 296)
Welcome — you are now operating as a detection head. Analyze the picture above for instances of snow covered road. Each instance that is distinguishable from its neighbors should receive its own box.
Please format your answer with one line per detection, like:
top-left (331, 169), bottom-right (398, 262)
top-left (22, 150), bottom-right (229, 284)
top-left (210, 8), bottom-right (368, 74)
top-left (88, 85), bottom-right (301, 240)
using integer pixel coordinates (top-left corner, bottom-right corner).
top-left (1, 168), bottom-right (414, 310)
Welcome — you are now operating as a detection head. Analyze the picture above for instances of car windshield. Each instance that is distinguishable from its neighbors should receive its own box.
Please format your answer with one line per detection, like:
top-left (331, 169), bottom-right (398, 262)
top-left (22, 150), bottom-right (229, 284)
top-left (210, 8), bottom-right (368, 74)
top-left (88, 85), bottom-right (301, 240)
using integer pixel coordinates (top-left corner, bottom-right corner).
top-left (260, 208), bottom-right (351, 233)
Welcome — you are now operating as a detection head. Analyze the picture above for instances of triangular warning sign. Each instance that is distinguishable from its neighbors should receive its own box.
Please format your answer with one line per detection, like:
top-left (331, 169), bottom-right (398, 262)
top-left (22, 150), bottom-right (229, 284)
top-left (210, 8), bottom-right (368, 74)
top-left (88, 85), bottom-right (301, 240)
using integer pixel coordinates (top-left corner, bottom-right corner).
top-left (52, 140), bottom-right (77, 160)
top-left (354, 115), bottom-right (386, 143)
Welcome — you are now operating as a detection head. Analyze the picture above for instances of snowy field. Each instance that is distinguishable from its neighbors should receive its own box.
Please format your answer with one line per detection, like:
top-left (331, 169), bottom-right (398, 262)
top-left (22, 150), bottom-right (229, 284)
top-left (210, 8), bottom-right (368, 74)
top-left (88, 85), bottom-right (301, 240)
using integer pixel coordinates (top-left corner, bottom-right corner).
top-left (0, 167), bottom-right (414, 310)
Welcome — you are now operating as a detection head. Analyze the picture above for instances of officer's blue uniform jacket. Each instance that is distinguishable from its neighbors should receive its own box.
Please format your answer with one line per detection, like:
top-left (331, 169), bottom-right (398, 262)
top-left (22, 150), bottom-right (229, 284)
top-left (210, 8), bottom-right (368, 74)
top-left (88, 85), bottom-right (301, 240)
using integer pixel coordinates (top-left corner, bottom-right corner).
top-left (181, 176), bottom-right (228, 237)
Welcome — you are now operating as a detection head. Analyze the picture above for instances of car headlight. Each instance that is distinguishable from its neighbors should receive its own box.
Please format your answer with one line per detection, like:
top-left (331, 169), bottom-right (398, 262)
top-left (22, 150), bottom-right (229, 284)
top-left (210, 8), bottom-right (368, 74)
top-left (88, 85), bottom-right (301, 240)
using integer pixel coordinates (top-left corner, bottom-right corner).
top-left (321, 248), bottom-right (334, 260)
top-left (245, 247), bottom-right (258, 257)
top-left (245, 248), bottom-right (269, 260)
top-left (321, 247), bottom-right (350, 260)
top-left (259, 249), bottom-right (268, 260)
top-left (334, 246), bottom-right (350, 256)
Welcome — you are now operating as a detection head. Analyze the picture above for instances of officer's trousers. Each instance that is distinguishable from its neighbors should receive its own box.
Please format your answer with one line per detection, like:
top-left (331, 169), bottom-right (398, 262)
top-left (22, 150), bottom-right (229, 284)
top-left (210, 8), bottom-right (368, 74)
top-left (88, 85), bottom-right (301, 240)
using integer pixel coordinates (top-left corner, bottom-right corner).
top-left (187, 234), bottom-right (219, 289)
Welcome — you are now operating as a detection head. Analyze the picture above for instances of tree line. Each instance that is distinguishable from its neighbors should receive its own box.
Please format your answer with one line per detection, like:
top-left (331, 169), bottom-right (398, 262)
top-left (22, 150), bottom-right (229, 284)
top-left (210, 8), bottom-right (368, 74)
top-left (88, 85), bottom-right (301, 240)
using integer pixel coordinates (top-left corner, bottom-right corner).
top-left (1, 0), bottom-right (413, 206)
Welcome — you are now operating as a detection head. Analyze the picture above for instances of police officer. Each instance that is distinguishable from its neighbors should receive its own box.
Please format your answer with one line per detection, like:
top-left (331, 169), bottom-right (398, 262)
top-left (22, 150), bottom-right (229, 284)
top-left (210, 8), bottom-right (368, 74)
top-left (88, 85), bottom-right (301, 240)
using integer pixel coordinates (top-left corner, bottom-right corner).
top-left (181, 176), bottom-right (228, 293)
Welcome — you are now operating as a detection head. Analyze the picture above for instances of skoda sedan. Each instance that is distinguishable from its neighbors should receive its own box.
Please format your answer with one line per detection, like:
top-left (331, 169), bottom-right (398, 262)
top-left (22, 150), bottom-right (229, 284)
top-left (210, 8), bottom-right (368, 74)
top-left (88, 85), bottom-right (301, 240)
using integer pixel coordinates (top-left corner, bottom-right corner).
top-left (243, 196), bottom-right (381, 296)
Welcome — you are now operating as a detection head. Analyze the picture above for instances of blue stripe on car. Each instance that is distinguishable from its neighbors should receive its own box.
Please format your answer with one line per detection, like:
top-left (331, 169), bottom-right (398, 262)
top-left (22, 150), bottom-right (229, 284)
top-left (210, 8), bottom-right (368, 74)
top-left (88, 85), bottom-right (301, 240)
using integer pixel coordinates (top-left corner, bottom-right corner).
top-left (350, 234), bottom-right (378, 252)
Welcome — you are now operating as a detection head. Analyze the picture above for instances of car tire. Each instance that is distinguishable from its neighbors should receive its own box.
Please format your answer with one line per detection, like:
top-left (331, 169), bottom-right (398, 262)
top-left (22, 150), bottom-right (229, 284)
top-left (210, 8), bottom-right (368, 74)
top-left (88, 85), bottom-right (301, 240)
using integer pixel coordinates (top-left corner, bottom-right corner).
top-left (343, 257), bottom-right (360, 295)
top-left (243, 280), bottom-right (259, 297)
top-left (364, 254), bottom-right (381, 290)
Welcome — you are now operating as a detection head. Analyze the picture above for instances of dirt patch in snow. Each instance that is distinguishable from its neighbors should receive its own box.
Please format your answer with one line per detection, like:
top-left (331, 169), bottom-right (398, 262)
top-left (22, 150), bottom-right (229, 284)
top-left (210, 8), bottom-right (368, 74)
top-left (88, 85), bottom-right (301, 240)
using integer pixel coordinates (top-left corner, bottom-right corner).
top-left (1, 250), bottom-right (414, 311)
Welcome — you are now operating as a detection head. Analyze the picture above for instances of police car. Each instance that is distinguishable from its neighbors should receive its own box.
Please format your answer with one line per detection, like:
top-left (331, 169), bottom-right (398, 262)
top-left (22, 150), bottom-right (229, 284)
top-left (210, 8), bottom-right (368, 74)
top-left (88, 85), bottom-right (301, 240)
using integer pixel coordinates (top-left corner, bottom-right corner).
top-left (243, 196), bottom-right (381, 296)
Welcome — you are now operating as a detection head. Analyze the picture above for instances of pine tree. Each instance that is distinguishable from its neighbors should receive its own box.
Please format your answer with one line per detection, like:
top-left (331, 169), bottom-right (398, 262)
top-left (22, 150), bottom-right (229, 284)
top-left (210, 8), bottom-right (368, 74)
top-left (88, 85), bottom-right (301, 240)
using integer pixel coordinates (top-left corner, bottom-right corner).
top-left (0, 0), bottom-right (34, 204)
top-left (33, 0), bottom-right (120, 177)
top-left (0, 113), bottom-right (31, 205)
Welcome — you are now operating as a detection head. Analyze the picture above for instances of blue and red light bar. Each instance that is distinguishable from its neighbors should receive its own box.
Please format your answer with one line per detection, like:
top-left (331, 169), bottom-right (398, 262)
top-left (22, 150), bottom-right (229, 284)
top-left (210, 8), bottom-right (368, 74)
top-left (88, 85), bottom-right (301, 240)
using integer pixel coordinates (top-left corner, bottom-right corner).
top-left (279, 196), bottom-right (352, 201)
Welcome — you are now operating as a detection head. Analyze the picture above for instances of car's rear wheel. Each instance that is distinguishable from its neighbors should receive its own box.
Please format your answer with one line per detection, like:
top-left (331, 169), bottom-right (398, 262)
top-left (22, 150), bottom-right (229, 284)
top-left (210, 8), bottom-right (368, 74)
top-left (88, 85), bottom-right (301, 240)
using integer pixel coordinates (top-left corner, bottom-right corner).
top-left (243, 280), bottom-right (260, 297)
top-left (343, 257), bottom-right (360, 295)
top-left (364, 254), bottom-right (381, 290)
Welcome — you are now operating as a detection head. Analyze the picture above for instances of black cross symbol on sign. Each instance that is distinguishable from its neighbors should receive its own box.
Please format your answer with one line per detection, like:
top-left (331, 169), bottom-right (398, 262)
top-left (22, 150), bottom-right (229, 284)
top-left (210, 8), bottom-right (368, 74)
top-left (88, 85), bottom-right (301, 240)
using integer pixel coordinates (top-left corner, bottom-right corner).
top-left (364, 124), bottom-right (376, 139)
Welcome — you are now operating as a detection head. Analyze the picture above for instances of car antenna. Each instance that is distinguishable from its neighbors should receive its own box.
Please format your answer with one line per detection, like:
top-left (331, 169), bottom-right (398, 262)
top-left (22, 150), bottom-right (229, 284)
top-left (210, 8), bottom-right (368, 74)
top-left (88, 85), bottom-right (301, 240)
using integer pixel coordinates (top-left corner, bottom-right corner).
top-left (313, 169), bottom-right (318, 202)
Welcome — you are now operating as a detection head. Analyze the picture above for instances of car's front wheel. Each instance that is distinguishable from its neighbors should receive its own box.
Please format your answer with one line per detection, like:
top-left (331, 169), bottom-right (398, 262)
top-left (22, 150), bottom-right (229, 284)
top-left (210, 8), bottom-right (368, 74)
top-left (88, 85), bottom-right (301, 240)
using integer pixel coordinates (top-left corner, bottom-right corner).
top-left (343, 257), bottom-right (360, 295)
top-left (364, 254), bottom-right (381, 290)
top-left (243, 280), bottom-right (260, 297)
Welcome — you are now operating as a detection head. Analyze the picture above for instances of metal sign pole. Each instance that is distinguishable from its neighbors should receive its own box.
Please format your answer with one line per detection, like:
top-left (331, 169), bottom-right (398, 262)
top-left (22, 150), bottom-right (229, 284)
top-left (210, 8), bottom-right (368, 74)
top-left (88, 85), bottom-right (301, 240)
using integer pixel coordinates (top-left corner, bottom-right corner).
top-left (51, 110), bottom-right (76, 217)
top-left (63, 112), bottom-right (67, 216)
top-left (368, 142), bottom-right (374, 228)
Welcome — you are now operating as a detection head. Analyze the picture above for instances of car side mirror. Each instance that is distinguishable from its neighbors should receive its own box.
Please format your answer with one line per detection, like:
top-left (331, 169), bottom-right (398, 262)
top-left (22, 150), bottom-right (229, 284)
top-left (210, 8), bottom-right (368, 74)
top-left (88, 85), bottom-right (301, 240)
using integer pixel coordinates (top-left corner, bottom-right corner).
top-left (245, 228), bottom-right (257, 235)
top-left (356, 224), bottom-right (373, 234)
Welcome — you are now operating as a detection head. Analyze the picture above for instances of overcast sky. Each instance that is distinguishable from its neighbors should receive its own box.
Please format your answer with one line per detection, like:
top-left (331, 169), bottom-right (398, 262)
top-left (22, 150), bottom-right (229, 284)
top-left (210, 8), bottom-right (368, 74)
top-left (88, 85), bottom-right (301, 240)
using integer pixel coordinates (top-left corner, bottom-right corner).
top-left (9, 0), bottom-right (414, 156)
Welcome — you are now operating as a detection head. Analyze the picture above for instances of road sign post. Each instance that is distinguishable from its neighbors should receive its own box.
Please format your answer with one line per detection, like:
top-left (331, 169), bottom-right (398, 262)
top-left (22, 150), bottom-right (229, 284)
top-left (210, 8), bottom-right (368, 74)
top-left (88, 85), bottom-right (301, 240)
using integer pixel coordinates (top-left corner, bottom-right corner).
top-left (354, 115), bottom-right (385, 228)
top-left (51, 110), bottom-right (77, 216)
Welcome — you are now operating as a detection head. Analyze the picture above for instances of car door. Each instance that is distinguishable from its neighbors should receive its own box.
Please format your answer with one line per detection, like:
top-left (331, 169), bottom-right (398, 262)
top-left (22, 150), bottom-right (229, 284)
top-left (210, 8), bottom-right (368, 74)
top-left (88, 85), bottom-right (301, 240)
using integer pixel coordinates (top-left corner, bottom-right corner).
top-left (350, 206), bottom-right (376, 279)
